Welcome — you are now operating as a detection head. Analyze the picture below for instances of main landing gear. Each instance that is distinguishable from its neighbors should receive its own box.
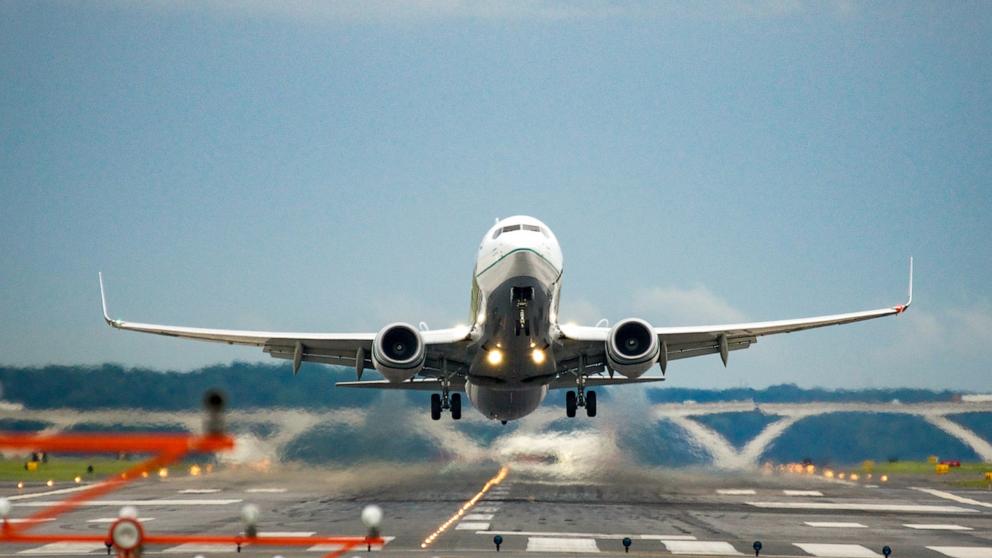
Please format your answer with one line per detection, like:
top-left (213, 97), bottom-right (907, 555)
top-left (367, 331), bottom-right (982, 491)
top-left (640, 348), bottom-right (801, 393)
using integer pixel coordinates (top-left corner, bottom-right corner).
top-left (565, 376), bottom-right (597, 418)
top-left (430, 379), bottom-right (461, 421)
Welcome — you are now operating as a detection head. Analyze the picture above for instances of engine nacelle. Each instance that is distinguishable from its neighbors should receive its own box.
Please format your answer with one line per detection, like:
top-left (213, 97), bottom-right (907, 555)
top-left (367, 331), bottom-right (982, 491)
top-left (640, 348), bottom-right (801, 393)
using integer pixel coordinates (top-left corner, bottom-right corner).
top-left (372, 322), bottom-right (425, 382)
top-left (605, 318), bottom-right (660, 378)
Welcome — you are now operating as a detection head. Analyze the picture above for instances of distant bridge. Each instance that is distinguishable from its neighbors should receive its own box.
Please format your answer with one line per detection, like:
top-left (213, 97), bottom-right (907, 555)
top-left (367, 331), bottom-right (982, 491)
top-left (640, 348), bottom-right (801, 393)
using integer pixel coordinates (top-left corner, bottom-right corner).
top-left (653, 401), bottom-right (992, 468)
top-left (2, 401), bottom-right (991, 470)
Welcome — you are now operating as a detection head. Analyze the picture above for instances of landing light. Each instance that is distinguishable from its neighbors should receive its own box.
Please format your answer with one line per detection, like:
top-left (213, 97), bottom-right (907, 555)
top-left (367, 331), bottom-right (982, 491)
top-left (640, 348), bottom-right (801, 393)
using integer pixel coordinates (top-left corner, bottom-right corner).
top-left (487, 349), bottom-right (503, 366)
top-left (531, 348), bottom-right (546, 364)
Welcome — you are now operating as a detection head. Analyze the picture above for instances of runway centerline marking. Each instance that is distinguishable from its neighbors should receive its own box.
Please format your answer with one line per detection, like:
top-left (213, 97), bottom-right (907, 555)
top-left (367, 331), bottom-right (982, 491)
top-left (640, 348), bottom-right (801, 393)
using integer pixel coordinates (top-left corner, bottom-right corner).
top-left (662, 540), bottom-right (743, 555)
top-left (746, 501), bottom-right (977, 513)
top-left (475, 530), bottom-right (695, 540)
top-left (526, 537), bottom-right (599, 553)
top-left (927, 547), bottom-right (992, 558)
top-left (785, 490), bottom-right (823, 496)
top-left (717, 489), bottom-right (756, 495)
top-left (795, 543), bottom-right (882, 558)
top-left (912, 487), bottom-right (992, 509)
top-left (178, 488), bottom-right (220, 494)
top-left (420, 465), bottom-right (509, 549)
top-left (15, 499), bottom-right (242, 507)
top-left (258, 531), bottom-right (316, 537)
top-left (245, 488), bottom-right (286, 493)
top-left (904, 524), bottom-right (972, 530)
top-left (87, 517), bottom-right (156, 523)
top-left (805, 522), bottom-right (867, 528)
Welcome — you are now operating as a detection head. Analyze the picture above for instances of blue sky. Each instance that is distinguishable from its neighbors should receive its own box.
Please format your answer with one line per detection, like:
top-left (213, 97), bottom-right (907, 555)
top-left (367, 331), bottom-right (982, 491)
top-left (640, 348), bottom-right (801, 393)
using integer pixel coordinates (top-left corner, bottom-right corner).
top-left (1, 1), bottom-right (990, 389)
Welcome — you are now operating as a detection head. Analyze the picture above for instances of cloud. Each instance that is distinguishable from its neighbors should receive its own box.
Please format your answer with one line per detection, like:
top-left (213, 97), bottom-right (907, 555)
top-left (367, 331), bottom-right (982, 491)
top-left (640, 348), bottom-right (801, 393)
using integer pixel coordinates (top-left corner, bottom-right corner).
top-left (870, 304), bottom-right (992, 369)
top-left (631, 285), bottom-right (746, 326)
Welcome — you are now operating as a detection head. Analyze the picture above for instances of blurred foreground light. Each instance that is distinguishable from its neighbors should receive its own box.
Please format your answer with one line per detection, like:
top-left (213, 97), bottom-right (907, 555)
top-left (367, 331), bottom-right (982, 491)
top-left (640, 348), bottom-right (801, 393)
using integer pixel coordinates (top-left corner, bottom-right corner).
top-left (838, 472), bottom-right (846, 480)
top-left (487, 349), bottom-right (503, 366)
top-left (46, 480), bottom-right (54, 487)
top-left (111, 519), bottom-right (141, 550)
top-left (189, 465), bottom-right (202, 477)
top-left (241, 503), bottom-right (260, 526)
top-left (362, 505), bottom-right (383, 529)
top-left (157, 468), bottom-right (168, 479)
top-left (17, 481), bottom-right (24, 489)
top-left (0, 497), bottom-right (11, 519)
top-left (850, 473), bottom-right (860, 481)
top-left (74, 476), bottom-right (82, 484)
top-left (824, 470), bottom-right (834, 479)
top-left (119, 505), bottom-right (138, 519)
top-left (880, 474), bottom-right (889, 482)
top-left (805, 465), bottom-right (815, 474)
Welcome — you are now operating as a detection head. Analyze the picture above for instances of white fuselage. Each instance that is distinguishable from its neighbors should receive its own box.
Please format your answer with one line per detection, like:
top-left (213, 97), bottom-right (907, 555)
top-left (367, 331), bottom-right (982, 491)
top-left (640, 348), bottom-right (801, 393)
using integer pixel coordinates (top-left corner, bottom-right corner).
top-left (464, 216), bottom-right (564, 420)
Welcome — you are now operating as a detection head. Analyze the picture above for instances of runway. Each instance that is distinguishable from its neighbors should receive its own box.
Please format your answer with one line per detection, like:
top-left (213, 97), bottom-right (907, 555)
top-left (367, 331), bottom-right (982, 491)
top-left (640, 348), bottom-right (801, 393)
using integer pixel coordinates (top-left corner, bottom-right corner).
top-left (2, 466), bottom-right (991, 557)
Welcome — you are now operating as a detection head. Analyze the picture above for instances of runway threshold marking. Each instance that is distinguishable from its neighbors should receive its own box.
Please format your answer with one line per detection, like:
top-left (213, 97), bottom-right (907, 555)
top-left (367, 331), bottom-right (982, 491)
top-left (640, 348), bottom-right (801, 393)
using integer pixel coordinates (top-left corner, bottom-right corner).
top-left (661, 541), bottom-right (743, 555)
top-left (912, 487), bottom-right (992, 509)
top-left (927, 547), bottom-right (992, 558)
top-left (904, 524), bottom-right (972, 530)
top-left (804, 522), bottom-right (867, 528)
top-left (420, 465), bottom-right (509, 549)
top-left (475, 530), bottom-right (696, 540)
top-left (785, 490), bottom-right (823, 496)
top-left (526, 537), bottom-right (599, 553)
top-left (717, 489), bottom-right (756, 495)
top-left (794, 543), bottom-right (882, 558)
top-left (746, 501), bottom-right (977, 513)
top-left (455, 522), bottom-right (490, 530)
top-left (306, 536), bottom-right (394, 552)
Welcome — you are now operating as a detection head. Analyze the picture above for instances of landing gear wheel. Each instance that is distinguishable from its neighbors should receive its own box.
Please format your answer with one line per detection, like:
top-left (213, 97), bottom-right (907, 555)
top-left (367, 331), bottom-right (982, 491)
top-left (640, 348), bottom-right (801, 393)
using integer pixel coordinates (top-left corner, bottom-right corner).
top-left (585, 390), bottom-right (597, 417)
top-left (565, 390), bottom-right (577, 418)
top-left (450, 393), bottom-right (462, 420)
top-left (430, 393), bottom-right (442, 420)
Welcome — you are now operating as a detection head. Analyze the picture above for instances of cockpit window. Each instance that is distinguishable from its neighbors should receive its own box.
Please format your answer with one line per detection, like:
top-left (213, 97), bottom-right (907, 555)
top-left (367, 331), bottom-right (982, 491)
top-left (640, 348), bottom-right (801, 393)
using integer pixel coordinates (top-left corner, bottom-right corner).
top-left (522, 224), bottom-right (541, 232)
top-left (492, 228), bottom-right (502, 239)
top-left (494, 223), bottom-right (544, 238)
top-left (501, 224), bottom-right (522, 233)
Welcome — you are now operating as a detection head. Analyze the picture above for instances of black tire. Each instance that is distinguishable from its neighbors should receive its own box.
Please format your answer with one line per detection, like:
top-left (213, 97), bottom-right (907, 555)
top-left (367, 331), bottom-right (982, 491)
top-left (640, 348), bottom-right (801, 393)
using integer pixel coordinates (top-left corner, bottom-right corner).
top-left (586, 390), bottom-right (597, 417)
top-left (430, 393), bottom-right (442, 420)
top-left (565, 390), bottom-right (577, 418)
top-left (451, 393), bottom-right (462, 420)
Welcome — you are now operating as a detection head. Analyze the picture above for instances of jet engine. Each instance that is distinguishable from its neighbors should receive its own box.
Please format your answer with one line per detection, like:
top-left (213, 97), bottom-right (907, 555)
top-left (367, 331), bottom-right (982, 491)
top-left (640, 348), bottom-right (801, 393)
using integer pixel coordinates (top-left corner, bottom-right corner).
top-left (605, 318), bottom-right (659, 378)
top-left (372, 322), bottom-right (425, 382)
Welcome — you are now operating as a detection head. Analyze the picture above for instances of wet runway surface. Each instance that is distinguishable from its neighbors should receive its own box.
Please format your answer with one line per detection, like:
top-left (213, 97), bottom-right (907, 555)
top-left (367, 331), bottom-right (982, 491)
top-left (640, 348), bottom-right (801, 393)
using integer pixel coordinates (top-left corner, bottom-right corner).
top-left (3, 466), bottom-right (992, 557)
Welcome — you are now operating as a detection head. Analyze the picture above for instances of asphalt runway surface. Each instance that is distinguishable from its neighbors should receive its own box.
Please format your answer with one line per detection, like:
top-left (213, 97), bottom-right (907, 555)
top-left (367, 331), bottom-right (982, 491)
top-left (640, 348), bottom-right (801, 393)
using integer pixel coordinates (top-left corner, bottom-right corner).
top-left (2, 465), bottom-right (992, 558)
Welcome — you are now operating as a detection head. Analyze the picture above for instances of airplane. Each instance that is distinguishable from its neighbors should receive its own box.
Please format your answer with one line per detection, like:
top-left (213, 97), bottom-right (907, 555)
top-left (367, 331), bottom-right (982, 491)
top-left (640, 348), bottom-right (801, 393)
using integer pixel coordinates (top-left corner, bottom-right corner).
top-left (99, 215), bottom-right (913, 424)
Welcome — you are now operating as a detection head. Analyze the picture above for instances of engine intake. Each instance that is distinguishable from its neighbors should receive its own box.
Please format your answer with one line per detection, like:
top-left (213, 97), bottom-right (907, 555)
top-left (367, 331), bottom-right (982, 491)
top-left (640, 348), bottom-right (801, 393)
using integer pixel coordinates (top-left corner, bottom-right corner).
top-left (372, 323), bottom-right (425, 382)
top-left (606, 318), bottom-right (659, 378)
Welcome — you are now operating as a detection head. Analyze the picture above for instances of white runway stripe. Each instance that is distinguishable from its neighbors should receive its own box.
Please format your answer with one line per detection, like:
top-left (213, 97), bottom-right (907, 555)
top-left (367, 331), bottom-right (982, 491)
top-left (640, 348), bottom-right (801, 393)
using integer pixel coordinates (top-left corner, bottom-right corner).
top-left (178, 488), bottom-right (220, 494)
top-left (455, 521), bottom-right (490, 530)
top-left (245, 488), bottom-right (286, 493)
top-left (475, 530), bottom-right (695, 540)
top-left (805, 522), bottom-right (867, 528)
top-left (526, 537), bottom-right (599, 552)
top-left (462, 513), bottom-right (494, 520)
top-left (18, 543), bottom-right (104, 555)
top-left (927, 548), bottom-right (992, 558)
top-left (87, 517), bottom-right (155, 523)
top-left (258, 531), bottom-right (316, 537)
top-left (474, 505), bottom-right (500, 512)
top-left (794, 543), bottom-right (882, 557)
top-left (662, 541), bottom-right (742, 555)
top-left (904, 524), bottom-right (972, 531)
top-left (16, 499), bottom-right (242, 507)
top-left (785, 490), bottom-right (823, 496)
top-left (162, 544), bottom-right (231, 553)
top-left (7, 485), bottom-right (93, 501)
top-left (717, 489), bottom-right (756, 495)
top-left (913, 487), bottom-right (992, 509)
top-left (747, 501), bottom-right (976, 513)
top-left (306, 536), bottom-right (394, 552)
top-left (3, 518), bottom-right (56, 524)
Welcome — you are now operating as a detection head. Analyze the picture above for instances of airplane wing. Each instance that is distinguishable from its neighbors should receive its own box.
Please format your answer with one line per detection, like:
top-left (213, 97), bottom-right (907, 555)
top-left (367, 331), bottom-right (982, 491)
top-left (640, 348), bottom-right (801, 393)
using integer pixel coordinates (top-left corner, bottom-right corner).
top-left (558, 258), bottom-right (913, 372)
top-left (99, 273), bottom-right (471, 374)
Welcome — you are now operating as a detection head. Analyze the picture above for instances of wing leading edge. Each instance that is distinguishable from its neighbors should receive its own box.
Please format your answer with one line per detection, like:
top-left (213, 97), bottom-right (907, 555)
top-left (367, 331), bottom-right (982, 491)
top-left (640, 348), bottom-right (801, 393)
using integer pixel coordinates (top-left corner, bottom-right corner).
top-left (560, 258), bottom-right (913, 369)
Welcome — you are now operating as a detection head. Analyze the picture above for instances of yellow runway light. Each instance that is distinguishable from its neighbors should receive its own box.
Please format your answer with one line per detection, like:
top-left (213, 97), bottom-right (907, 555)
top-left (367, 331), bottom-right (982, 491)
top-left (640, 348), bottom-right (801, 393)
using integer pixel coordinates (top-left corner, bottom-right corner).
top-left (421, 466), bottom-right (509, 548)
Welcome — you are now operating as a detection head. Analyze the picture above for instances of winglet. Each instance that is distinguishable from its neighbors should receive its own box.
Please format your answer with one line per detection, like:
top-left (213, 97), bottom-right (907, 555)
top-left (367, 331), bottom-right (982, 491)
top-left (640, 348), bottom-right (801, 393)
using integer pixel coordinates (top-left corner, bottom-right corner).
top-left (894, 257), bottom-right (913, 314)
top-left (98, 272), bottom-right (118, 327)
